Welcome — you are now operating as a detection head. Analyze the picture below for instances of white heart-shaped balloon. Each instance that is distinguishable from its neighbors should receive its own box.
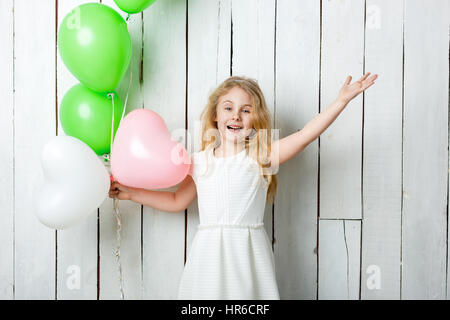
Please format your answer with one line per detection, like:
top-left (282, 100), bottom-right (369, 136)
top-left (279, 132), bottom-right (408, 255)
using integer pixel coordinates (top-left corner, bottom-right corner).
top-left (35, 135), bottom-right (110, 229)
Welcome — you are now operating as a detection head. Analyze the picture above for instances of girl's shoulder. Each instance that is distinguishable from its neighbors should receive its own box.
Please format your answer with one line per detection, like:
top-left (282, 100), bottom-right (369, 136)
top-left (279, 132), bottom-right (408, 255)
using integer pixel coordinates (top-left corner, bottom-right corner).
top-left (188, 149), bottom-right (209, 178)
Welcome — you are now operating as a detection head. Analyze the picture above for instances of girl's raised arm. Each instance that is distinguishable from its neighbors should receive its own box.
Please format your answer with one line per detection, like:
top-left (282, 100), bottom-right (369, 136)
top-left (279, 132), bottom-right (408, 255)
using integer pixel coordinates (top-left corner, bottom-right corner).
top-left (270, 72), bottom-right (378, 169)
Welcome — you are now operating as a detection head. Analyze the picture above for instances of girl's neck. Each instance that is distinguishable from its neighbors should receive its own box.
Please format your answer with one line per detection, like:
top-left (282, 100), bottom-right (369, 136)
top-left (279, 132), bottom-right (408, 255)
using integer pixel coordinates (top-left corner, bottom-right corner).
top-left (214, 142), bottom-right (245, 157)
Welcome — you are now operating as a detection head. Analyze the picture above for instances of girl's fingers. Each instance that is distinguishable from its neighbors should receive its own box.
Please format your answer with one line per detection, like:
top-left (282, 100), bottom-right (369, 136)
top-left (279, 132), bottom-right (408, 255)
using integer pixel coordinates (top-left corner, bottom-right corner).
top-left (111, 182), bottom-right (121, 189)
top-left (345, 75), bottom-right (352, 85)
top-left (360, 72), bottom-right (371, 81)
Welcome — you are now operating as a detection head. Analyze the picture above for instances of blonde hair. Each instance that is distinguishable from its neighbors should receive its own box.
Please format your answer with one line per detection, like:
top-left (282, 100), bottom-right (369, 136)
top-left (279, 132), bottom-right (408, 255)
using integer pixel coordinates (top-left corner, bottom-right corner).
top-left (197, 75), bottom-right (278, 204)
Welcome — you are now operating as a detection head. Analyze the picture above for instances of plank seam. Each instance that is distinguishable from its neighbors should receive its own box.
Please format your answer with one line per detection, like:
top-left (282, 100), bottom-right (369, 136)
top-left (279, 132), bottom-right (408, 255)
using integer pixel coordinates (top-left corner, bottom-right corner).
top-left (399, 0), bottom-right (405, 300)
top-left (12, 0), bottom-right (16, 301)
top-left (445, 3), bottom-right (450, 299)
top-left (184, 0), bottom-right (189, 267)
top-left (140, 10), bottom-right (144, 299)
top-left (359, 0), bottom-right (367, 301)
top-left (272, 0), bottom-right (277, 251)
top-left (230, 0), bottom-right (233, 76)
top-left (54, 0), bottom-right (58, 301)
top-left (342, 220), bottom-right (350, 299)
top-left (316, 0), bottom-right (323, 301)
top-left (216, 0), bottom-right (221, 84)
top-left (97, 209), bottom-right (100, 299)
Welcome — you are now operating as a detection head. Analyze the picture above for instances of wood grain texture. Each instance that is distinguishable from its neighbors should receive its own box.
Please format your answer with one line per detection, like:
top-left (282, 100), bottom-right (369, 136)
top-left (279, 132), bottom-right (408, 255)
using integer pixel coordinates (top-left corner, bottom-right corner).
top-left (56, 0), bottom-right (98, 300)
top-left (142, 0), bottom-right (186, 299)
top-left (0, 0), bottom-right (448, 300)
top-left (274, 0), bottom-right (320, 299)
top-left (0, 0), bottom-right (14, 300)
top-left (360, 0), bottom-right (403, 300)
top-left (14, 0), bottom-right (56, 299)
top-left (319, 0), bottom-right (365, 219)
top-left (401, 0), bottom-right (449, 300)
top-left (99, 0), bottom-right (144, 300)
top-left (318, 219), bottom-right (361, 300)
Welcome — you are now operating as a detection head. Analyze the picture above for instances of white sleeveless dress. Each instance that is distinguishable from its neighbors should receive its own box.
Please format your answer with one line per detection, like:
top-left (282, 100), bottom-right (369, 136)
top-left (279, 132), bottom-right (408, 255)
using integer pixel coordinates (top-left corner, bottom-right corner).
top-left (177, 147), bottom-right (280, 300)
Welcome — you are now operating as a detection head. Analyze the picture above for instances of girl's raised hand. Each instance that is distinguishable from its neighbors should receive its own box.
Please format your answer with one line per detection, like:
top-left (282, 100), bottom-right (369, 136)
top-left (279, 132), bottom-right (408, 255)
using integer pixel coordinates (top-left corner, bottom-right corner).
top-left (337, 72), bottom-right (378, 104)
top-left (109, 180), bottom-right (134, 201)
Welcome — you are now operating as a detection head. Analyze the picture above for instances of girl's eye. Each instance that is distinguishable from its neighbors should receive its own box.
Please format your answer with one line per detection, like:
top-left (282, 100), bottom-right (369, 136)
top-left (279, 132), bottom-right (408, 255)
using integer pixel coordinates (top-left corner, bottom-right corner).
top-left (224, 106), bottom-right (250, 113)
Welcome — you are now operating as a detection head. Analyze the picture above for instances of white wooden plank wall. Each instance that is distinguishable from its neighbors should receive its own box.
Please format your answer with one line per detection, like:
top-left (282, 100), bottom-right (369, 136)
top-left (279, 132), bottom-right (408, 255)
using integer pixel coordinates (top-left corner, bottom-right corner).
top-left (0, 0), bottom-right (448, 300)
top-left (274, 0), bottom-right (320, 299)
top-left (142, 0), bottom-right (186, 299)
top-left (401, 0), bottom-right (449, 300)
top-left (99, 0), bottom-right (144, 300)
top-left (361, 0), bottom-right (403, 299)
top-left (0, 0), bottom-right (14, 300)
top-left (13, 0), bottom-right (56, 299)
top-left (56, 0), bottom-right (98, 300)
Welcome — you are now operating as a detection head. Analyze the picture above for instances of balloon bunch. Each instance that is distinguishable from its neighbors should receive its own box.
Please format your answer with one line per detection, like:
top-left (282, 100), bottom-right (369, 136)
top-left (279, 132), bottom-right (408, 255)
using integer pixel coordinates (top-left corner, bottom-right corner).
top-left (36, 0), bottom-right (191, 229)
top-left (33, 0), bottom-right (193, 300)
top-left (36, 2), bottom-right (133, 230)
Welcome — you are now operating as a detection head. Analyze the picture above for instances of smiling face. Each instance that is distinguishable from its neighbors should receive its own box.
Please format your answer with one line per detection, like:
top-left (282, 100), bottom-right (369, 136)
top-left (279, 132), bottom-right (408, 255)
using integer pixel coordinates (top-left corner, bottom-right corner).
top-left (214, 86), bottom-right (255, 146)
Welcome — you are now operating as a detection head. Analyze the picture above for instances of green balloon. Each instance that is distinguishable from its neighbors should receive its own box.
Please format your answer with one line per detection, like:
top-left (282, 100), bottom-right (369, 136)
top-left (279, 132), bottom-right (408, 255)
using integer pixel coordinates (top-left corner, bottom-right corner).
top-left (114, 0), bottom-right (157, 14)
top-left (60, 83), bottom-right (124, 155)
top-left (58, 3), bottom-right (132, 93)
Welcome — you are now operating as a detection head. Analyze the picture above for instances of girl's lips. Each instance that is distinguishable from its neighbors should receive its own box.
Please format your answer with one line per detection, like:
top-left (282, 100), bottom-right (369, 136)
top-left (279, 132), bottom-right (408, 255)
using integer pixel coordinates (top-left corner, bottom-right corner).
top-left (227, 127), bottom-right (242, 133)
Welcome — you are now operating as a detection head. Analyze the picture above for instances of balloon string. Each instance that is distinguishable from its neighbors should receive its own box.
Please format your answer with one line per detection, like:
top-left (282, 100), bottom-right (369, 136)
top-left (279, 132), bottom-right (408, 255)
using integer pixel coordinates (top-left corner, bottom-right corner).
top-left (107, 92), bottom-right (115, 158)
top-left (106, 68), bottom-right (132, 300)
top-left (107, 70), bottom-right (132, 157)
top-left (113, 197), bottom-right (125, 300)
top-left (121, 70), bottom-right (133, 123)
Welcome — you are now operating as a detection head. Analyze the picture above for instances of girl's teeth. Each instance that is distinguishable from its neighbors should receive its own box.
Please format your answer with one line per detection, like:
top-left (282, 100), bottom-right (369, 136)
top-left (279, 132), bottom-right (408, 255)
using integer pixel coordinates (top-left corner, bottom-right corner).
top-left (227, 126), bottom-right (241, 132)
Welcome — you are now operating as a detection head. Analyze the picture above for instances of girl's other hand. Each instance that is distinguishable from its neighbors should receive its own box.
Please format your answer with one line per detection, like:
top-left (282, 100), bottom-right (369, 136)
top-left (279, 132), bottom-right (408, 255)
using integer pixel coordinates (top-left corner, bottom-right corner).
top-left (109, 180), bottom-right (134, 201)
top-left (337, 72), bottom-right (378, 104)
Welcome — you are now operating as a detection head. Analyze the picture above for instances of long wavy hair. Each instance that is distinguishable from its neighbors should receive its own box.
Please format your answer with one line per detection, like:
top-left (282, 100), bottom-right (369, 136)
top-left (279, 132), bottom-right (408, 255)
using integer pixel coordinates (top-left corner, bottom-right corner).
top-left (197, 75), bottom-right (278, 204)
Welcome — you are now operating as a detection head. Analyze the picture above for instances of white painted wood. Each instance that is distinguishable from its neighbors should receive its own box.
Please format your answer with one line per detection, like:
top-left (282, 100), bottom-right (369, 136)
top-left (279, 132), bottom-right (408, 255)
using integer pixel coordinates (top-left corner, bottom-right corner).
top-left (274, 0), bottom-right (320, 299)
top-left (14, 0), bottom-right (56, 299)
top-left (142, 0), bottom-right (186, 299)
top-left (56, 0), bottom-right (98, 300)
top-left (232, 0), bottom-right (275, 245)
top-left (318, 219), bottom-right (361, 300)
top-left (1, 0), bottom-right (449, 301)
top-left (401, 0), bottom-right (449, 300)
top-left (186, 0), bottom-right (231, 258)
top-left (99, 198), bottom-right (142, 300)
top-left (0, 0), bottom-right (14, 300)
top-left (99, 0), bottom-right (143, 300)
top-left (319, 0), bottom-right (365, 219)
top-left (360, 0), bottom-right (403, 300)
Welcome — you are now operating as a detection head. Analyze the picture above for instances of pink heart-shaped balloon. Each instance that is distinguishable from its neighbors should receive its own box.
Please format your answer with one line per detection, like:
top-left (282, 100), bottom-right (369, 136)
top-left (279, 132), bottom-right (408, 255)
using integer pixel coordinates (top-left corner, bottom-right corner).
top-left (111, 109), bottom-right (191, 189)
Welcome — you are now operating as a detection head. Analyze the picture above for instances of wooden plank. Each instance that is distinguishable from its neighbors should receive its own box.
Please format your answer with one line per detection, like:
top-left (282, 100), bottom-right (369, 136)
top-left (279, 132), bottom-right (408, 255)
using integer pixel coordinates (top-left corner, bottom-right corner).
top-left (232, 0), bottom-right (275, 248)
top-left (14, 0), bottom-right (56, 299)
top-left (274, 0), bottom-right (320, 299)
top-left (0, 0), bottom-right (14, 300)
top-left (360, 0), bottom-right (403, 300)
top-left (318, 219), bottom-right (361, 300)
top-left (56, 0), bottom-right (98, 300)
top-left (142, 0), bottom-right (186, 299)
top-left (99, 0), bottom-right (144, 300)
top-left (319, 0), bottom-right (365, 219)
top-left (186, 0), bottom-right (231, 258)
top-left (401, 0), bottom-right (449, 299)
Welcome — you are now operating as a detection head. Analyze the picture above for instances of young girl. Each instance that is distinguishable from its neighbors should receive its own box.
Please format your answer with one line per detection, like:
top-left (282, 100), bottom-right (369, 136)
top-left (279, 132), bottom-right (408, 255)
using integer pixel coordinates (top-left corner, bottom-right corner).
top-left (109, 73), bottom-right (378, 299)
